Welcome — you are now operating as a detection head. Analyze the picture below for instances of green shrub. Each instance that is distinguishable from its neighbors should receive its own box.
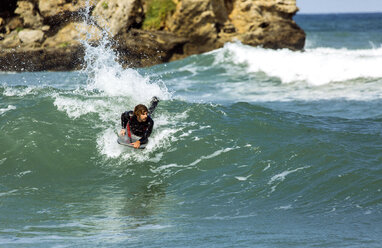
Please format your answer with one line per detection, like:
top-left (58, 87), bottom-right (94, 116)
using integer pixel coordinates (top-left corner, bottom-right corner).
top-left (15, 27), bottom-right (24, 33)
top-left (102, 2), bottom-right (108, 9)
top-left (59, 42), bottom-right (70, 48)
top-left (142, 0), bottom-right (176, 30)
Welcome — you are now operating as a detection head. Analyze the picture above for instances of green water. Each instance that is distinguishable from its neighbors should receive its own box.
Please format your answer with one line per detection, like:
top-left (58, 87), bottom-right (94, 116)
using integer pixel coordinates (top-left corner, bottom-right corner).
top-left (1, 13), bottom-right (382, 247)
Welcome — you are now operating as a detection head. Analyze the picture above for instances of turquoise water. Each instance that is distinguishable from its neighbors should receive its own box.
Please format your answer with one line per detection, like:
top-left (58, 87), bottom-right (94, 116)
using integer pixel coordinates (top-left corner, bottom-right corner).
top-left (1, 13), bottom-right (382, 247)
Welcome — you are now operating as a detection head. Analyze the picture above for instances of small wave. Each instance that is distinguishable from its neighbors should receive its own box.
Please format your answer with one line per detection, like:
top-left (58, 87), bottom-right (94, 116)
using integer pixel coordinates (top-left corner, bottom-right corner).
top-left (2, 85), bottom-right (37, 97)
top-left (268, 166), bottom-right (310, 193)
top-left (0, 105), bottom-right (16, 115)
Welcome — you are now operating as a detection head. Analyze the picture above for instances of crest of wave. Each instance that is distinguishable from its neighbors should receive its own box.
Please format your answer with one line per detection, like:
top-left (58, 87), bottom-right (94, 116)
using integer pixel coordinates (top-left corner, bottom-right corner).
top-left (220, 42), bottom-right (382, 86)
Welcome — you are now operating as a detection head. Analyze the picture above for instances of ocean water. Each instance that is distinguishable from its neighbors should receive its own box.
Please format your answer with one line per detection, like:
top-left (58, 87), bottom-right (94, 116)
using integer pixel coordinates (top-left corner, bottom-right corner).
top-left (1, 13), bottom-right (382, 247)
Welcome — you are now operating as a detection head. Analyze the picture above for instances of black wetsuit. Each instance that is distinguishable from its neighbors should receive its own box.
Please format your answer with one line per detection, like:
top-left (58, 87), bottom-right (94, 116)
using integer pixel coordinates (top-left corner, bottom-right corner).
top-left (121, 111), bottom-right (154, 144)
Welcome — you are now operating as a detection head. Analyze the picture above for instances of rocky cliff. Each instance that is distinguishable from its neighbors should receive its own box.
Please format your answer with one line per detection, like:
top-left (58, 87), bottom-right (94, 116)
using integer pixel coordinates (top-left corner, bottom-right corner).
top-left (0, 0), bottom-right (305, 71)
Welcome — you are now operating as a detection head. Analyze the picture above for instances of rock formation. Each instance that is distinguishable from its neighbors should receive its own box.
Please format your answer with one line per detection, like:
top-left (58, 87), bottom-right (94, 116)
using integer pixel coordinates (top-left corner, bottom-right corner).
top-left (0, 0), bottom-right (305, 71)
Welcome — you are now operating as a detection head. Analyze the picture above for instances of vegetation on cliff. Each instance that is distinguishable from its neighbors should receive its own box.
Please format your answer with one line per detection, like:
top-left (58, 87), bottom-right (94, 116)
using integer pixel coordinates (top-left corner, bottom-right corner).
top-left (142, 0), bottom-right (176, 30)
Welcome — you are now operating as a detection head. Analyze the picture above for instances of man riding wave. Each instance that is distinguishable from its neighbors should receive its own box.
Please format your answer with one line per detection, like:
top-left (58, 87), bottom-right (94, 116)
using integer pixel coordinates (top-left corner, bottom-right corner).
top-left (120, 97), bottom-right (159, 149)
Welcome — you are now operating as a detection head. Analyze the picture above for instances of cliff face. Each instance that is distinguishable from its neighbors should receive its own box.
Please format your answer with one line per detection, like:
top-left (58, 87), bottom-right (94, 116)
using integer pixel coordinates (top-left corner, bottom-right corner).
top-left (0, 0), bottom-right (305, 71)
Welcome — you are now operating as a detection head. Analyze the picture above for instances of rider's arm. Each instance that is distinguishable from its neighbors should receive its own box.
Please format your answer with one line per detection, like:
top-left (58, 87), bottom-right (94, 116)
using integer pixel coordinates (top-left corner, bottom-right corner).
top-left (121, 111), bottom-right (133, 128)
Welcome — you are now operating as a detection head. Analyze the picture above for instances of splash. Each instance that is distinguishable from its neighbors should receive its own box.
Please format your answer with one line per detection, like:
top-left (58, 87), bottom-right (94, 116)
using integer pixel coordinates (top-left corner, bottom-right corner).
top-left (51, 2), bottom-right (173, 159)
top-left (76, 2), bottom-right (170, 102)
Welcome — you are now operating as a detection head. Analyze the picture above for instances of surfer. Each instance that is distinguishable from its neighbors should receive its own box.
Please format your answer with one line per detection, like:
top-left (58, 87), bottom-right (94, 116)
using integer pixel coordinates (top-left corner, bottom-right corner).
top-left (119, 97), bottom-right (159, 149)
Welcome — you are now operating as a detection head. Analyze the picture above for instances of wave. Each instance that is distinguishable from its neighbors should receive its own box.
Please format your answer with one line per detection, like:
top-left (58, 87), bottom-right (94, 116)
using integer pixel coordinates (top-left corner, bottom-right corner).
top-left (217, 42), bottom-right (382, 86)
top-left (148, 42), bottom-right (382, 105)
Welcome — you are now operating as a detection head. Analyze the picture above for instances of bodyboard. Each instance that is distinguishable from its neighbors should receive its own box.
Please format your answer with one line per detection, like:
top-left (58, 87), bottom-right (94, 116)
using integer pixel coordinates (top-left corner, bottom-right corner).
top-left (117, 130), bottom-right (147, 149)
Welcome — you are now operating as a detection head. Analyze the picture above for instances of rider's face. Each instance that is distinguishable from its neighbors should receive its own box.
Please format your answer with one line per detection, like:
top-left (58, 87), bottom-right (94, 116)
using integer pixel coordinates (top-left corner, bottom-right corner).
top-left (138, 112), bottom-right (148, 122)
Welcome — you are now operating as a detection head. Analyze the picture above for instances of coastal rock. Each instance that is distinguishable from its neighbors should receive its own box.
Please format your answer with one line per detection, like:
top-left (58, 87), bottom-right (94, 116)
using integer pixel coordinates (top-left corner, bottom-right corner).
top-left (18, 29), bottom-right (45, 44)
top-left (43, 22), bottom-right (102, 47)
top-left (0, 46), bottom-right (84, 71)
top-left (0, 0), bottom-right (306, 71)
top-left (165, 0), bottom-right (305, 60)
top-left (114, 28), bottom-right (188, 67)
top-left (92, 0), bottom-right (143, 37)
top-left (6, 17), bottom-right (23, 33)
top-left (38, 0), bottom-right (99, 25)
top-left (14, 1), bottom-right (43, 28)
top-left (167, 0), bottom-right (225, 55)
top-left (1, 30), bottom-right (21, 48)
top-left (220, 0), bottom-right (305, 50)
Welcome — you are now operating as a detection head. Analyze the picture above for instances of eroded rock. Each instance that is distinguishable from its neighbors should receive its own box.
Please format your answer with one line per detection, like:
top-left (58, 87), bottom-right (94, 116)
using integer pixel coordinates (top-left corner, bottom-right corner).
top-left (114, 28), bottom-right (188, 67)
top-left (220, 0), bottom-right (305, 50)
top-left (18, 29), bottom-right (45, 44)
top-left (43, 22), bottom-right (102, 47)
top-left (38, 0), bottom-right (99, 25)
top-left (1, 30), bottom-right (21, 48)
top-left (14, 1), bottom-right (43, 28)
top-left (92, 0), bottom-right (143, 37)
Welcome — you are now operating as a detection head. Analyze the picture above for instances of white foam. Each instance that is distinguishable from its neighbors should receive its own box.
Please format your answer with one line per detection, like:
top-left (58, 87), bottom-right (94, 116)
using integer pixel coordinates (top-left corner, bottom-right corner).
top-left (53, 96), bottom-right (100, 119)
top-left (0, 189), bottom-right (18, 197)
top-left (0, 158), bottom-right (6, 165)
top-left (97, 128), bottom-right (125, 159)
top-left (268, 166), bottom-right (310, 185)
top-left (275, 205), bottom-right (293, 210)
top-left (221, 42), bottom-right (382, 86)
top-left (80, 29), bottom-right (170, 102)
top-left (16, 170), bottom-right (32, 178)
top-left (235, 175), bottom-right (251, 181)
top-left (3, 86), bottom-right (36, 97)
top-left (189, 147), bottom-right (237, 166)
top-left (151, 146), bottom-right (238, 175)
top-left (0, 105), bottom-right (16, 115)
top-left (97, 113), bottom-right (184, 162)
top-left (263, 163), bottom-right (271, 171)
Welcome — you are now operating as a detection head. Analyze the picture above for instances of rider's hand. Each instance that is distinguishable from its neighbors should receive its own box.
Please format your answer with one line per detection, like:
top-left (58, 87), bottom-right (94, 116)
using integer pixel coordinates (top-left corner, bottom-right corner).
top-left (120, 129), bottom-right (126, 136)
top-left (132, 140), bottom-right (141, 149)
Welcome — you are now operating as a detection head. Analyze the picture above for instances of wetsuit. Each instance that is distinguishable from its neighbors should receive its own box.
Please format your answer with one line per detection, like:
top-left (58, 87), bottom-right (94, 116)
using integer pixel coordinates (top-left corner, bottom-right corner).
top-left (121, 111), bottom-right (154, 144)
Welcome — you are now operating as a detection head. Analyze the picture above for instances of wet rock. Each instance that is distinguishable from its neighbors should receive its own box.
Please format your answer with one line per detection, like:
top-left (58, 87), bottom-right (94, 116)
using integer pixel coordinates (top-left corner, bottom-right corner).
top-left (0, 46), bottom-right (85, 71)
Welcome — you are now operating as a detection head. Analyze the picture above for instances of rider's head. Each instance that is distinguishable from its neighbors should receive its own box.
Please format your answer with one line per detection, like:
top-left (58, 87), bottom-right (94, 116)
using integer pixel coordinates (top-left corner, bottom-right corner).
top-left (134, 104), bottom-right (148, 122)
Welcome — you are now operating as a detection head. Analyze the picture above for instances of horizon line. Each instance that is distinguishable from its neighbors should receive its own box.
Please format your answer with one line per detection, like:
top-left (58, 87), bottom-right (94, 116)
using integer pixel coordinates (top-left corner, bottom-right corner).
top-left (297, 11), bottom-right (382, 15)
